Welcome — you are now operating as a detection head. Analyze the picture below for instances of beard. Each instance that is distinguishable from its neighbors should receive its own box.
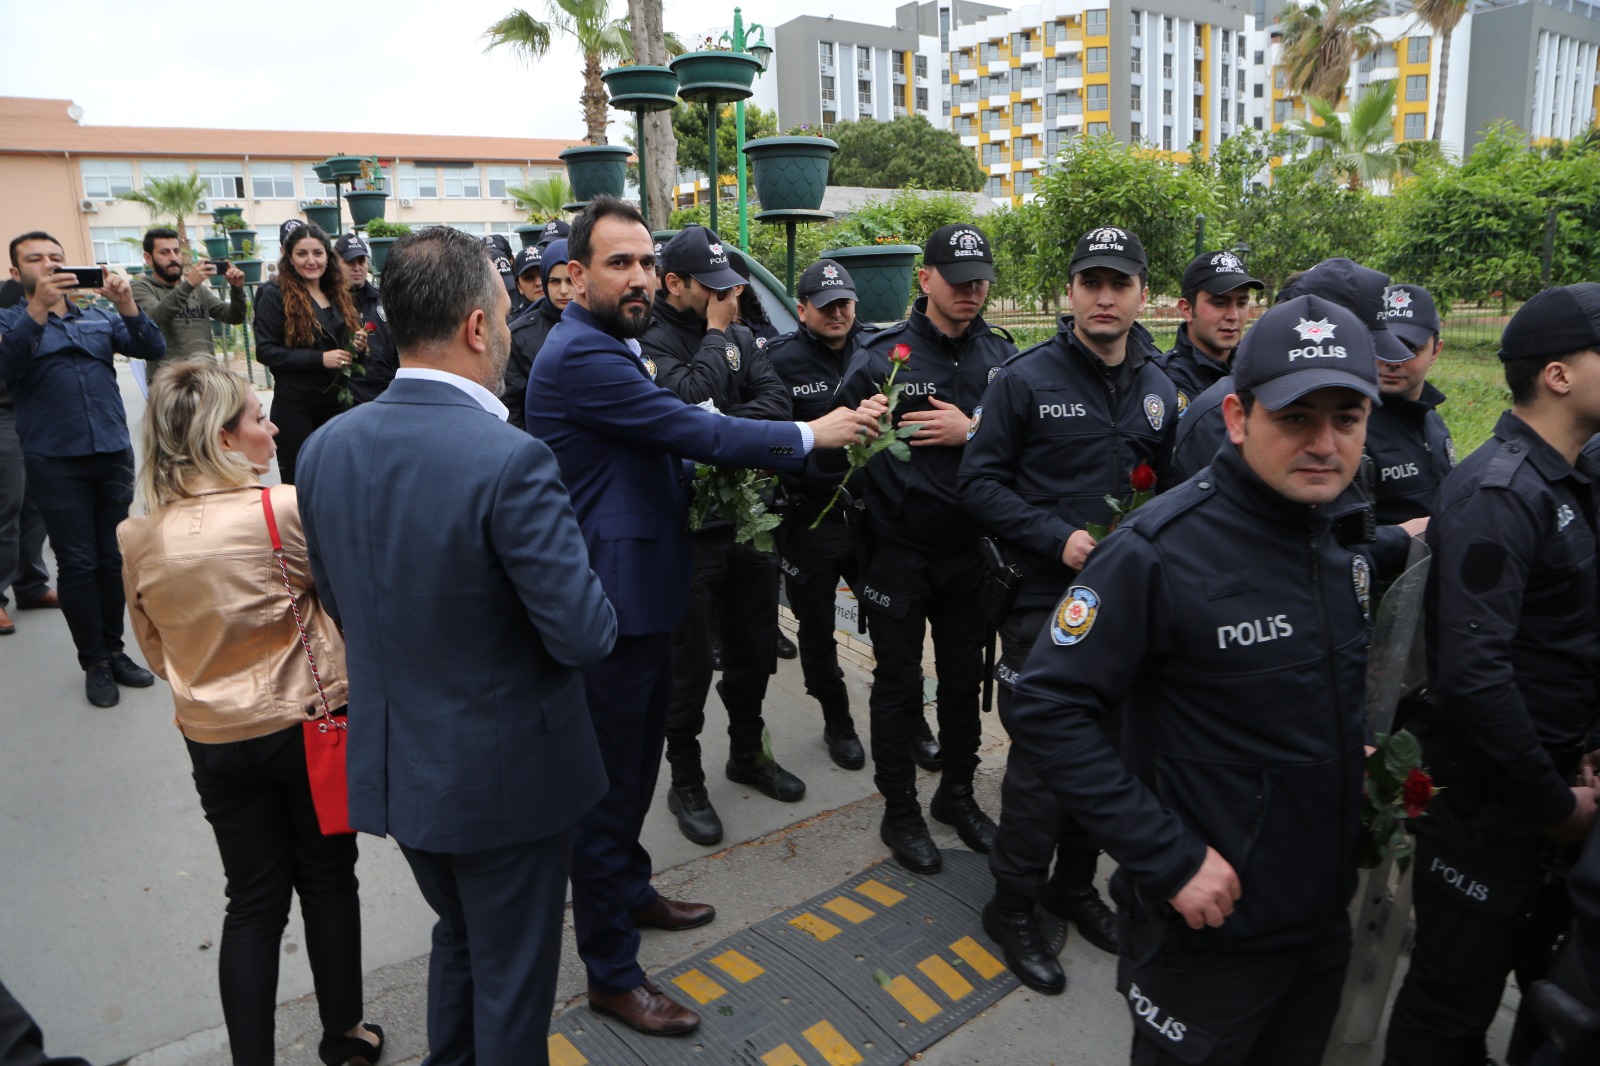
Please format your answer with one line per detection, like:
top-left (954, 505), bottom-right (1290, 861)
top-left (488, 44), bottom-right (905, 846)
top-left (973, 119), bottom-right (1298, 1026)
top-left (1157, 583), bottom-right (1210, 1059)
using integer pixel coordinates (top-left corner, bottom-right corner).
top-left (590, 287), bottom-right (653, 339)
top-left (486, 328), bottom-right (512, 399)
top-left (155, 259), bottom-right (183, 282)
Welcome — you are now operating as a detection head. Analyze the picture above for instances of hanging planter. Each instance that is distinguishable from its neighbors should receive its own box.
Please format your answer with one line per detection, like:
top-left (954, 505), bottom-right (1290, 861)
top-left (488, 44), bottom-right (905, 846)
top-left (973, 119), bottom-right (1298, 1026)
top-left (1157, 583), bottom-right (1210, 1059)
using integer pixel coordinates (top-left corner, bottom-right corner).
top-left (324, 155), bottom-right (364, 180)
top-left (365, 238), bottom-right (398, 273)
top-left (228, 228), bottom-right (257, 255)
top-left (514, 223), bottom-right (542, 249)
top-left (203, 236), bottom-right (231, 259)
top-left (743, 136), bottom-right (838, 212)
top-left (312, 163), bottom-right (334, 184)
top-left (602, 65), bottom-right (681, 112)
top-left (234, 260), bottom-right (264, 284)
top-left (559, 145), bottom-right (632, 203)
top-left (304, 204), bottom-right (340, 233)
top-left (670, 50), bottom-right (761, 102)
top-left (125, 264), bottom-right (145, 276)
top-left (345, 190), bottom-right (388, 229)
top-left (819, 244), bottom-right (922, 323)
top-left (210, 205), bottom-right (244, 225)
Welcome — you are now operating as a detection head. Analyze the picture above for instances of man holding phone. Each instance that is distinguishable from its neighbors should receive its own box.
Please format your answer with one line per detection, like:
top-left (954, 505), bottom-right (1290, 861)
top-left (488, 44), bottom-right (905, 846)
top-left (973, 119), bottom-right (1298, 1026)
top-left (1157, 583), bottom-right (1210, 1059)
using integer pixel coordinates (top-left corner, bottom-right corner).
top-left (130, 227), bottom-right (246, 359)
top-left (0, 231), bottom-right (166, 706)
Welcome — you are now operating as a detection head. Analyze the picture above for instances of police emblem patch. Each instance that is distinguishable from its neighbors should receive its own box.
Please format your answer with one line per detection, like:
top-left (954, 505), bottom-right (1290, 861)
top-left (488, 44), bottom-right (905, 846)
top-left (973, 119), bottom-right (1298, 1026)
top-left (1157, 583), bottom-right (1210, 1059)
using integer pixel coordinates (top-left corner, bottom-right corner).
top-left (1143, 393), bottom-right (1166, 431)
top-left (988, 366), bottom-right (1001, 384)
top-left (967, 405), bottom-right (983, 441)
top-left (725, 345), bottom-right (741, 371)
top-left (1557, 504), bottom-right (1576, 532)
top-left (1293, 318), bottom-right (1337, 342)
top-left (375, 305), bottom-right (387, 323)
top-left (1444, 437), bottom-right (1457, 466)
top-left (822, 263), bottom-right (839, 279)
top-left (1051, 586), bottom-right (1100, 646)
top-left (642, 355), bottom-right (658, 380)
top-left (1352, 555), bottom-right (1371, 620)
top-left (1176, 390), bottom-right (1190, 416)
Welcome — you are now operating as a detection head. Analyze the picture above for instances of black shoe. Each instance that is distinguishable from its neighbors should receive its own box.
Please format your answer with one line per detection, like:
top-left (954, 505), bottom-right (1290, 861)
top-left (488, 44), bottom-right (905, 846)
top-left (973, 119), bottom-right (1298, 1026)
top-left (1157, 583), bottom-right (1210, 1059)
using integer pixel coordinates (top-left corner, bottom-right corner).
top-left (726, 753), bottom-right (806, 802)
top-left (776, 632), bottom-right (798, 659)
top-left (86, 662), bottom-right (119, 707)
top-left (881, 805), bottom-right (942, 874)
top-left (666, 785), bottom-right (724, 845)
top-left (982, 900), bottom-right (1066, 995)
top-left (1044, 884), bottom-right (1120, 954)
top-left (823, 725), bottom-right (865, 770)
top-left (318, 1022), bottom-right (384, 1066)
top-left (109, 651), bottom-right (155, 688)
top-left (929, 779), bottom-right (998, 853)
top-left (913, 718), bottom-right (943, 772)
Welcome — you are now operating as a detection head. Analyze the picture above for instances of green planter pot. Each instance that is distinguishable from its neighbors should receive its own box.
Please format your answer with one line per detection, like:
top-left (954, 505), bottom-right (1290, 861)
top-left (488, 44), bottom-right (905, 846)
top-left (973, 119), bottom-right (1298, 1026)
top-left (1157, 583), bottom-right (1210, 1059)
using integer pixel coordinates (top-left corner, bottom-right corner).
top-left (313, 163), bottom-right (334, 184)
top-left (304, 205), bottom-right (340, 233)
top-left (514, 224), bottom-right (542, 250)
top-left (819, 244), bottom-right (922, 323)
top-left (559, 145), bottom-right (632, 203)
top-left (203, 236), bottom-right (231, 259)
top-left (366, 237), bottom-right (397, 273)
top-left (324, 155), bottom-right (364, 180)
top-left (235, 260), bottom-right (263, 284)
top-left (210, 205), bottom-right (244, 225)
top-left (602, 65), bottom-right (681, 112)
top-left (345, 190), bottom-right (388, 228)
top-left (743, 136), bottom-right (838, 212)
top-left (125, 264), bottom-right (144, 276)
top-left (670, 50), bottom-right (761, 103)
top-left (228, 229), bottom-right (257, 255)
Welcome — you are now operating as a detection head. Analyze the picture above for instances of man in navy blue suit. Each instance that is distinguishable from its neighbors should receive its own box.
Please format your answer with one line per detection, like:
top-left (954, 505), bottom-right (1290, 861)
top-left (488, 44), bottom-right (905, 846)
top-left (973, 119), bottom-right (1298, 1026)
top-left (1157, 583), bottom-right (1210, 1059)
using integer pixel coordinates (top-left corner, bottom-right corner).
top-left (298, 226), bottom-right (617, 1066)
top-left (528, 197), bottom-right (886, 1036)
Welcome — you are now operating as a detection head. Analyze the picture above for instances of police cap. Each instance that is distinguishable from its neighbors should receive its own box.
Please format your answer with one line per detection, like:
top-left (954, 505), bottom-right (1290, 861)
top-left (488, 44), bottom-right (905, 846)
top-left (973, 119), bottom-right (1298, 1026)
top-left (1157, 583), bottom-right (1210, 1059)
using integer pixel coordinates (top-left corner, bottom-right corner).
top-left (1069, 226), bottom-right (1147, 278)
top-left (796, 259), bottom-right (859, 307)
top-left (1279, 258), bottom-right (1411, 364)
top-left (1233, 294), bottom-right (1381, 411)
top-left (1182, 250), bottom-right (1264, 296)
top-left (334, 233), bottom-right (370, 262)
top-left (924, 223), bottom-right (996, 284)
top-left (536, 218), bottom-right (572, 249)
top-left (1500, 283), bottom-right (1600, 362)
top-left (659, 225), bottom-right (743, 291)
top-left (513, 245), bottom-right (543, 278)
top-left (1381, 283), bottom-right (1441, 353)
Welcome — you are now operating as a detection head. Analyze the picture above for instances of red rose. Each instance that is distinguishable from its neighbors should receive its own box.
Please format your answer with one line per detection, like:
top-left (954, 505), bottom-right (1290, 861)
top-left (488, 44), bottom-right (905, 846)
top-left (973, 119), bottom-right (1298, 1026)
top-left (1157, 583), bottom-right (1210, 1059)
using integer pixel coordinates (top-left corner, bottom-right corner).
top-left (1129, 463), bottom-right (1158, 493)
top-left (889, 343), bottom-right (912, 365)
top-left (365, 321), bottom-right (377, 332)
top-left (1403, 768), bottom-right (1434, 817)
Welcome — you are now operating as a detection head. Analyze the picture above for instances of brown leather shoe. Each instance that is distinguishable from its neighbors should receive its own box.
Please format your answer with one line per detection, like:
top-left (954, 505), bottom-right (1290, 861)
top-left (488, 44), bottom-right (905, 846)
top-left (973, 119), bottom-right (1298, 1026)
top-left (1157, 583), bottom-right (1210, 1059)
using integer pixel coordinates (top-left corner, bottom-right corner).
top-left (15, 589), bottom-right (58, 610)
top-left (632, 896), bottom-right (716, 931)
top-left (588, 981), bottom-right (700, 1035)
top-left (0, 608), bottom-right (13, 635)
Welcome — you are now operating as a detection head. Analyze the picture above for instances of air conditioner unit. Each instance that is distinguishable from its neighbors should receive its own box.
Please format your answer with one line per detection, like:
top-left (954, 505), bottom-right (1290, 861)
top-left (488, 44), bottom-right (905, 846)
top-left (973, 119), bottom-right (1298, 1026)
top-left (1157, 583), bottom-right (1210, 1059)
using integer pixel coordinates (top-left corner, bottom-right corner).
top-left (502, 198), bottom-right (515, 206)
top-left (79, 199), bottom-right (99, 213)
top-left (197, 198), bottom-right (212, 212)
top-left (298, 199), bottom-right (314, 209)
top-left (399, 198), bottom-right (414, 208)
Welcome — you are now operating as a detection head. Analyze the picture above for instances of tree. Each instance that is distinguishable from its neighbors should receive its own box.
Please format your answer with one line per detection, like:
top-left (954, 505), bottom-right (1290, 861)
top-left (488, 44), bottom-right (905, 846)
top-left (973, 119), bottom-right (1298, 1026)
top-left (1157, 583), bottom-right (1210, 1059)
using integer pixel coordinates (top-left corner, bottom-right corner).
top-left (825, 115), bottom-right (985, 192)
top-left (1277, 0), bottom-right (1382, 108)
top-left (1412, 0), bottom-right (1469, 145)
top-left (507, 174), bottom-right (576, 219)
top-left (117, 171), bottom-right (209, 244)
top-left (484, 1), bottom-right (682, 145)
top-left (670, 103), bottom-right (778, 179)
top-left (1284, 80), bottom-right (1413, 189)
top-left (627, 0), bottom-right (677, 227)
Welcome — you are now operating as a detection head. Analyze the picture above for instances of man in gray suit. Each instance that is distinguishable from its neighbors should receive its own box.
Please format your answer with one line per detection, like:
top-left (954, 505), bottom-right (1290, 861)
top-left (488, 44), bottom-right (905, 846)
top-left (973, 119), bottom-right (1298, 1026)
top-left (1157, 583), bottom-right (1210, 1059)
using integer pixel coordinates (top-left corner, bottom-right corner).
top-left (298, 226), bottom-right (617, 1066)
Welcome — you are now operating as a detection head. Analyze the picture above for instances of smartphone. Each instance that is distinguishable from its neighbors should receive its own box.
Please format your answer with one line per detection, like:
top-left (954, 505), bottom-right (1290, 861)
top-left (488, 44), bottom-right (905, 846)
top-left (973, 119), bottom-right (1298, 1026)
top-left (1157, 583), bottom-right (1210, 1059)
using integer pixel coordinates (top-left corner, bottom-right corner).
top-left (208, 259), bottom-right (231, 274)
top-left (54, 266), bottom-right (105, 289)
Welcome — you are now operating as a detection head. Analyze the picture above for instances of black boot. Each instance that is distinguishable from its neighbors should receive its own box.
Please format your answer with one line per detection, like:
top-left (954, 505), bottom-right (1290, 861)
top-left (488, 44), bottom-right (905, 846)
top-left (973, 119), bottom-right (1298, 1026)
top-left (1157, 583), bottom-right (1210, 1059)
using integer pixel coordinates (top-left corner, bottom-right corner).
top-left (929, 775), bottom-right (997, 853)
top-left (776, 631), bottom-right (798, 659)
top-left (880, 795), bottom-right (941, 874)
top-left (821, 699), bottom-right (864, 770)
top-left (1043, 882), bottom-right (1119, 954)
top-left (912, 716), bottom-right (943, 772)
top-left (981, 899), bottom-right (1065, 995)
top-left (666, 784), bottom-right (724, 845)
top-left (726, 750), bottom-right (806, 802)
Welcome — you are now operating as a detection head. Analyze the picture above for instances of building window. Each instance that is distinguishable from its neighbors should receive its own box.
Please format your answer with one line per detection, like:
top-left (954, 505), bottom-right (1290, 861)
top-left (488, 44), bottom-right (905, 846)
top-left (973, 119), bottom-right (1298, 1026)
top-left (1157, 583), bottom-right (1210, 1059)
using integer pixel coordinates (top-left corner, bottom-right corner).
top-left (1086, 9), bottom-right (1108, 36)
top-left (859, 81), bottom-right (873, 107)
top-left (1023, 66), bottom-right (1042, 88)
top-left (894, 53), bottom-right (907, 77)
top-left (1254, 116), bottom-right (1264, 130)
top-left (1163, 54), bottom-right (1174, 79)
top-left (1274, 99), bottom-right (1292, 123)
top-left (1408, 36), bottom-right (1430, 64)
top-left (1015, 170), bottom-right (1033, 196)
top-left (1130, 9), bottom-right (1143, 35)
top-left (1237, 102), bottom-right (1245, 125)
top-left (983, 42), bottom-right (1000, 65)
top-left (821, 75), bottom-right (836, 102)
top-left (1046, 129), bottom-right (1061, 157)
top-left (1131, 120), bottom-right (1143, 141)
top-left (944, 100), bottom-right (952, 116)
top-left (1087, 47), bottom-right (1108, 73)
top-left (916, 87), bottom-right (929, 110)
top-left (915, 55), bottom-right (928, 79)
top-left (1163, 89), bottom-right (1173, 115)
top-left (1163, 17), bottom-right (1174, 43)
top-left (444, 169), bottom-right (483, 199)
top-left (1162, 126), bottom-right (1173, 150)
top-left (985, 176), bottom-right (1005, 199)
top-left (981, 109), bottom-right (999, 131)
top-left (1087, 83), bottom-right (1108, 111)
top-left (820, 42), bottom-right (834, 65)
top-left (398, 163), bottom-right (438, 199)
top-left (940, 8), bottom-right (950, 50)
top-left (195, 162), bottom-right (245, 200)
top-left (1089, 121), bottom-right (1110, 136)
top-left (139, 161), bottom-right (192, 193)
top-left (1254, 50), bottom-right (1264, 65)
top-left (1131, 85), bottom-right (1142, 110)
top-left (302, 165), bottom-right (340, 200)
top-left (857, 47), bottom-right (872, 75)
top-left (1062, 57), bottom-right (1082, 78)
top-left (1404, 112), bottom-right (1426, 139)
top-left (1130, 47), bottom-right (1142, 74)
top-left (1274, 68), bottom-right (1287, 90)
top-left (982, 143), bottom-right (1002, 165)
top-left (1406, 74), bottom-right (1427, 102)
top-left (89, 226), bottom-right (143, 265)
top-left (248, 162), bottom-right (297, 199)
top-left (484, 165), bottom-right (523, 198)
top-left (1063, 91), bottom-right (1082, 114)
top-left (1010, 67), bottom-right (1022, 91)
top-left (81, 160), bottom-right (134, 200)
top-left (450, 222), bottom-right (486, 236)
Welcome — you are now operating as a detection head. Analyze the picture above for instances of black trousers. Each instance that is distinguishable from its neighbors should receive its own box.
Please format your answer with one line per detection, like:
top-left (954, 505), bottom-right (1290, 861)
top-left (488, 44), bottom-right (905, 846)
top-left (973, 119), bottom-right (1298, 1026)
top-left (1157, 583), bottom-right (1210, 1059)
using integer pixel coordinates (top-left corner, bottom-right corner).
top-left (0, 405), bottom-right (50, 607)
top-left (780, 517), bottom-right (857, 715)
top-left (1118, 918), bottom-right (1351, 1065)
top-left (666, 530), bottom-right (780, 786)
top-left (0, 978), bottom-right (90, 1066)
top-left (269, 396), bottom-right (342, 487)
top-left (187, 726), bottom-right (363, 1066)
top-left (24, 450), bottom-right (132, 667)
top-left (991, 605), bottom-right (1104, 906)
top-left (860, 544), bottom-right (986, 798)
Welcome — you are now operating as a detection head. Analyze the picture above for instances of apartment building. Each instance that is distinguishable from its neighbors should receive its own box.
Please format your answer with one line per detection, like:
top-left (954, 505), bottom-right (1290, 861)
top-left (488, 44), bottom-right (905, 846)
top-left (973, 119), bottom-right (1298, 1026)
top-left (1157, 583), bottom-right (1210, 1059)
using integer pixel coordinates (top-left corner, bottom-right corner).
top-left (0, 96), bottom-right (577, 270)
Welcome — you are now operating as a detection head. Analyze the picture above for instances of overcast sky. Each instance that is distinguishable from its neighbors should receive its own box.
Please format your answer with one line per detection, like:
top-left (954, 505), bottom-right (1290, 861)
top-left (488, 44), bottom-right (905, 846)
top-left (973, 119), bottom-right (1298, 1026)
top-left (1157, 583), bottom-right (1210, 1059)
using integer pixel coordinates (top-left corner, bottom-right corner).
top-left (1, 0), bottom-right (923, 141)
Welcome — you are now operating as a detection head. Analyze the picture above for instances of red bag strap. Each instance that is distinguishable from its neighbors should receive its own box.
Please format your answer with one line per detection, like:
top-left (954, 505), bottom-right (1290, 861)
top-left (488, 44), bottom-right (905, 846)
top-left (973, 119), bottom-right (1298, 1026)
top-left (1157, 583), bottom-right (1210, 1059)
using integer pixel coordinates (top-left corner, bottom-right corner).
top-left (262, 487), bottom-right (335, 723)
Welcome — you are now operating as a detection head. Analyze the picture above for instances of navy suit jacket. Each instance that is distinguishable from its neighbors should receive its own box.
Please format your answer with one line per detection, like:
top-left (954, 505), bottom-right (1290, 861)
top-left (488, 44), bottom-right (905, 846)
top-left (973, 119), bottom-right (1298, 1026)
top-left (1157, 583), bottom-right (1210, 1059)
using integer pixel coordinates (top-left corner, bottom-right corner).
top-left (297, 377), bottom-right (616, 853)
top-left (528, 301), bottom-right (806, 636)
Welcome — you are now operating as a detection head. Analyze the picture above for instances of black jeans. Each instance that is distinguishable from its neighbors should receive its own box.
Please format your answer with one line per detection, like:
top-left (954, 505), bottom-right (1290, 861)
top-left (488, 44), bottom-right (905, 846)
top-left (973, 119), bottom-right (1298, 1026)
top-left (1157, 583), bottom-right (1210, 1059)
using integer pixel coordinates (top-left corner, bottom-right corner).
top-left (0, 406), bottom-right (50, 607)
top-left (187, 726), bottom-right (363, 1066)
top-left (268, 397), bottom-right (342, 487)
top-left (24, 450), bottom-right (132, 667)
top-left (780, 517), bottom-right (858, 716)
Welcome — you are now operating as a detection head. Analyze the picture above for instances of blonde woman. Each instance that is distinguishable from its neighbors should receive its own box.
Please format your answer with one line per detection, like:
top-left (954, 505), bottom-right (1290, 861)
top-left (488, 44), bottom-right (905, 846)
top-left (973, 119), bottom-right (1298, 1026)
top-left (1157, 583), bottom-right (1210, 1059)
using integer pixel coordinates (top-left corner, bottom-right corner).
top-left (118, 361), bottom-right (383, 1066)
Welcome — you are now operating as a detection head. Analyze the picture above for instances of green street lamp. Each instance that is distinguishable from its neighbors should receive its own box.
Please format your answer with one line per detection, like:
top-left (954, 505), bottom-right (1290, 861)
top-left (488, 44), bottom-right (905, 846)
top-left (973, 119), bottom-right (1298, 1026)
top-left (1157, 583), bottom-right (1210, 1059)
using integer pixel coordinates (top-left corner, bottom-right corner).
top-left (721, 9), bottom-right (773, 250)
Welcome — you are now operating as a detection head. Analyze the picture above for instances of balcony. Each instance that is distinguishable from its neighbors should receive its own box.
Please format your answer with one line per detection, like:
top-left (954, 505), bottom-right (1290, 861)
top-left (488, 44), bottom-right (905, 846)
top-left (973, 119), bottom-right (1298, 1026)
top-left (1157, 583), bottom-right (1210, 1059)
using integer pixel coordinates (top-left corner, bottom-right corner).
top-left (961, 133), bottom-right (981, 146)
top-left (1056, 112), bottom-right (1083, 127)
top-left (958, 66), bottom-right (978, 81)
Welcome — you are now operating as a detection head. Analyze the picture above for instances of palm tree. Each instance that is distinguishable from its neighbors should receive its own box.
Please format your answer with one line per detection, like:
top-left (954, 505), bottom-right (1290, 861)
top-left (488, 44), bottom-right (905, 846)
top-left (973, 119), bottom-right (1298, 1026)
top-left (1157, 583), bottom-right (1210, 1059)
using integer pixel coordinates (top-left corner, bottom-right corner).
top-left (1277, 0), bottom-right (1383, 109)
top-left (1411, 0), bottom-right (1469, 144)
top-left (117, 171), bottom-right (210, 244)
top-left (507, 174), bottom-right (576, 219)
top-left (1283, 79), bottom-right (1412, 189)
top-left (485, 1), bottom-right (684, 145)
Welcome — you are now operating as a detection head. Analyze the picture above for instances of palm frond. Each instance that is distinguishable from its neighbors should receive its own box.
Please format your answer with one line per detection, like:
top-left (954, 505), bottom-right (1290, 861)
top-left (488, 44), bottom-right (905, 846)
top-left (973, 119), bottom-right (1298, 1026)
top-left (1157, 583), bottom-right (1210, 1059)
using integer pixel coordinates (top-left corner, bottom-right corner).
top-left (483, 9), bottom-right (552, 59)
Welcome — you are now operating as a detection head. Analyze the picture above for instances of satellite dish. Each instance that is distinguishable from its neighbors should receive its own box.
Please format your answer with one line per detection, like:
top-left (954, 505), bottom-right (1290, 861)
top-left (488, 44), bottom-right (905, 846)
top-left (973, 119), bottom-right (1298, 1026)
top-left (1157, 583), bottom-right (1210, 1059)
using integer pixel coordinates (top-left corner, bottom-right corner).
top-left (67, 104), bottom-right (84, 122)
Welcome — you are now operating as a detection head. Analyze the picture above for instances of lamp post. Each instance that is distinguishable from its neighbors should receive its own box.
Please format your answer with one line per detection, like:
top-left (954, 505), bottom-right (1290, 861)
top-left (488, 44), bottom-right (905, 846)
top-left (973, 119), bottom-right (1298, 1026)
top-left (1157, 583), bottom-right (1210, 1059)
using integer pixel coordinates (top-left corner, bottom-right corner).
top-left (720, 9), bottom-right (773, 250)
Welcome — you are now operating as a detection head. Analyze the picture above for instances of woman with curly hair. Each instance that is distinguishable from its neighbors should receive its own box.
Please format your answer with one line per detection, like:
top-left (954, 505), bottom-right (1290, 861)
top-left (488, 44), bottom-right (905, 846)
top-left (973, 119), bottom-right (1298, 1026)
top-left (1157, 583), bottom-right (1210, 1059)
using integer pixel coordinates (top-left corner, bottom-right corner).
top-left (253, 224), bottom-right (369, 484)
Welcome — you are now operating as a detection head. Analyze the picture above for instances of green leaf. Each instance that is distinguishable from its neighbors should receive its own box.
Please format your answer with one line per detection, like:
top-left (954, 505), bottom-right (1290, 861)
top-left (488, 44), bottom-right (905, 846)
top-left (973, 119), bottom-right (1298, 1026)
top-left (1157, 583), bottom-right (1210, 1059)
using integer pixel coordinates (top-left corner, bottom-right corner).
top-left (1383, 729), bottom-right (1422, 783)
top-left (1084, 522), bottom-right (1111, 541)
top-left (872, 969), bottom-right (892, 988)
top-left (888, 440), bottom-right (912, 462)
top-left (895, 423), bottom-right (923, 439)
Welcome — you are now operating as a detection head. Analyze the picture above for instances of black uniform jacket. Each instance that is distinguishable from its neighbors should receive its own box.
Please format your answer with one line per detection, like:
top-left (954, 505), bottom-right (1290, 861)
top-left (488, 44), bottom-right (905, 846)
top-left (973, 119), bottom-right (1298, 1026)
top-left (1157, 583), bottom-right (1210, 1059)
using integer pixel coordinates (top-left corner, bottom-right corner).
top-left (1170, 372), bottom-right (1232, 482)
top-left (347, 281), bottom-right (396, 405)
top-left (766, 321), bottom-right (870, 525)
top-left (959, 316), bottom-right (1177, 610)
top-left (832, 297), bottom-right (1015, 557)
top-left (1157, 323), bottom-right (1230, 416)
top-left (1006, 442), bottom-right (1378, 950)
top-left (505, 298), bottom-right (562, 430)
top-left (1366, 381), bottom-right (1454, 524)
top-left (640, 294), bottom-right (790, 420)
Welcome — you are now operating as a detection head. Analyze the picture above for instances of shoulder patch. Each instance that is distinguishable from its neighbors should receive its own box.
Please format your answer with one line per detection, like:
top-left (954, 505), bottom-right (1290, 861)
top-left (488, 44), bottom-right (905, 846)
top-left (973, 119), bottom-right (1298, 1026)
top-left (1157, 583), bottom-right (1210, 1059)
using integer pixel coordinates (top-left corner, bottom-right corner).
top-left (1444, 436), bottom-right (1457, 467)
top-left (1176, 389), bottom-right (1190, 415)
top-left (988, 365), bottom-right (1002, 384)
top-left (1051, 586), bottom-right (1101, 646)
top-left (1143, 392), bottom-right (1166, 431)
top-left (726, 345), bottom-right (741, 371)
top-left (642, 354), bottom-right (658, 381)
top-left (967, 405), bottom-right (983, 441)
top-left (1352, 554), bottom-right (1371, 620)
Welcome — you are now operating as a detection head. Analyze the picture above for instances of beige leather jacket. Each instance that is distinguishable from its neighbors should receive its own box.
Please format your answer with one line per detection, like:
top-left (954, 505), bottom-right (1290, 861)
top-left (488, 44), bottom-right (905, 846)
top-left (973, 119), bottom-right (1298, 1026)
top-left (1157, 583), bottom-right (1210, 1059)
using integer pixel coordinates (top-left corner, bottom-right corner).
top-left (118, 483), bottom-right (349, 743)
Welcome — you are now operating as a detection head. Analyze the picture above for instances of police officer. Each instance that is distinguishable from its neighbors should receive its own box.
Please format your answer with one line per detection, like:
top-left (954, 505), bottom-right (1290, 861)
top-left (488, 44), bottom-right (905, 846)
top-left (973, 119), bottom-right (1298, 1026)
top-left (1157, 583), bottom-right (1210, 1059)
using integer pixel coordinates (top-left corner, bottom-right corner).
top-left (642, 226), bottom-right (800, 846)
top-left (767, 259), bottom-right (871, 770)
top-left (504, 239), bottom-right (572, 431)
top-left (958, 225), bottom-right (1175, 991)
top-left (1367, 282), bottom-right (1455, 524)
top-left (535, 217), bottom-right (571, 250)
top-left (832, 222), bottom-right (1016, 875)
top-left (513, 243), bottom-right (544, 310)
top-left (482, 232), bottom-right (519, 315)
top-left (1385, 284), bottom-right (1600, 1066)
top-left (1159, 250), bottom-right (1263, 415)
top-left (333, 233), bottom-right (396, 404)
top-left (1007, 295), bottom-right (1393, 1064)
